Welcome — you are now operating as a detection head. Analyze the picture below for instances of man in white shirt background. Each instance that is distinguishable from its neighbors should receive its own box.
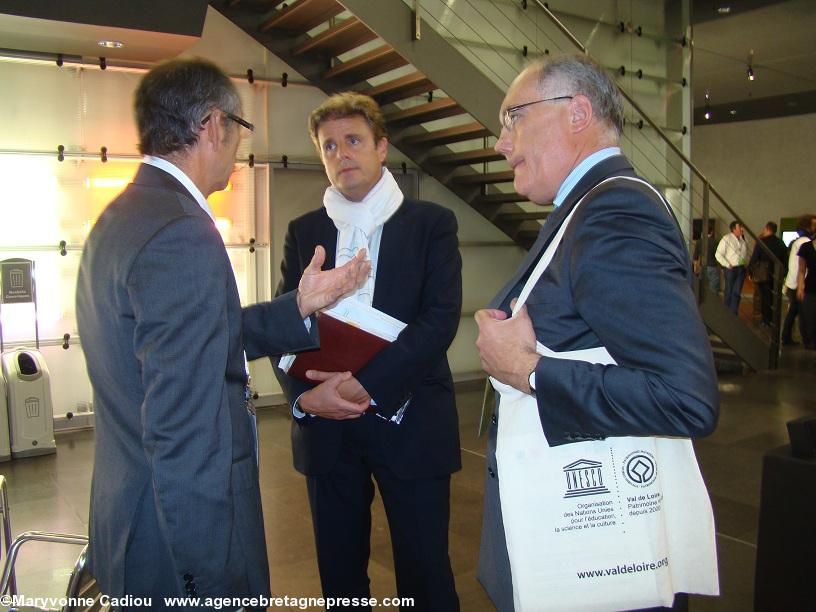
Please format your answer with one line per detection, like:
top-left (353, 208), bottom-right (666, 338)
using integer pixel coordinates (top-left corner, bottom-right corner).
top-left (715, 220), bottom-right (748, 314)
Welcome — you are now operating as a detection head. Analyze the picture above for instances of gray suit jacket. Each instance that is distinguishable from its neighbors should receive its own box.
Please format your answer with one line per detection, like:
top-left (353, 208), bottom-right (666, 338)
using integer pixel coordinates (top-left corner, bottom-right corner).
top-left (477, 156), bottom-right (718, 610)
top-left (76, 163), bottom-right (316, 604)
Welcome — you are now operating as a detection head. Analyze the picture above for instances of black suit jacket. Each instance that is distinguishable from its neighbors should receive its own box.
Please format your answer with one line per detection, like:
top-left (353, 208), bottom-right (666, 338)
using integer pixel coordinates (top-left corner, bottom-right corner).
top-left (478, 155), bottom-right (719, 610)
top-left (273, 199), bottom-right (462, 479)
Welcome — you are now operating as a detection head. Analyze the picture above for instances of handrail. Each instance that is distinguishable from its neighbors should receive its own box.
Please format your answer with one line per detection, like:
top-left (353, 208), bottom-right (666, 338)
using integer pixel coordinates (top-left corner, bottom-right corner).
top-left (0, 477), bottom-right (16, 595)
top-left (0, 531), bottom-right (89, 595)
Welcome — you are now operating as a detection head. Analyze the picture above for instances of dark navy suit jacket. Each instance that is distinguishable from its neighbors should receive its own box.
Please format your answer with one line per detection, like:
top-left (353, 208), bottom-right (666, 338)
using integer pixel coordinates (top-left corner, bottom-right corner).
top-left (77, 163), bottom-right (317, 604)
top-left (478, 155), bottom-right (719, 610)
top-left (273, 199), bottom-right (462, 480)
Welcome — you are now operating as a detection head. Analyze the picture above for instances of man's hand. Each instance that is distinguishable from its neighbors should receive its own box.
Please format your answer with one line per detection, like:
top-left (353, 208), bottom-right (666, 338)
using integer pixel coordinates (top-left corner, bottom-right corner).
top-left (475, 303), bottom-right (540, 394)
top-left (297, 246), bottom-right (371, 317)
top-left (298, 371), bottom-right (369, 419)
top-left (306, 370), bottom-right (371, 404)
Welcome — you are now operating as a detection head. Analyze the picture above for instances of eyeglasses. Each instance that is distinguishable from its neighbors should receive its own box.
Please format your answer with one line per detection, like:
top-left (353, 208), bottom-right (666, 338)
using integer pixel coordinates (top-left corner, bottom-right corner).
top-left (501, 95), bottom-right (573, 131)
top-left (225, 111), bottom-right (254, 132)
top-left (202, 110), bottom-right (255, 132)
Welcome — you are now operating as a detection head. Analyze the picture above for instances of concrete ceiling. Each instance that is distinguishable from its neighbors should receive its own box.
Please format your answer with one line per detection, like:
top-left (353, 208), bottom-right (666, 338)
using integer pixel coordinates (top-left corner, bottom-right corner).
top-left (0, 1), bottom-right (208, 64)
top-left (691, 0), bottom-right (816, 123)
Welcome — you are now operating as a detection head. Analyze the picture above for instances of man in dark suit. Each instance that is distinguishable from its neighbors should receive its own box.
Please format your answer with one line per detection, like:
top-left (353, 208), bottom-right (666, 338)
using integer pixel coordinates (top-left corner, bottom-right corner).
top-left (273, 92), bottom-right (462, 611)
top-left (474, 55), bottom-right (719, 611)
top-left (748, 221), bottom-right (788, 327)
top-left (76, 58), bottom-right (367, 608)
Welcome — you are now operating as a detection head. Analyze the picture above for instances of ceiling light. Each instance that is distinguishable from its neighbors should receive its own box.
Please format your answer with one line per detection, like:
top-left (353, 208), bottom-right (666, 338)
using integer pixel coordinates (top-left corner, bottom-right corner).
top-left (704, 89), bottom-right (712, 120)
top-left (747, 66), bottom-right (754, 80)
top-left (716, 6), bottom-right (731, 14)
top-left (98, 40), bottom-right (123, 49)
top-left (729, 109), bottom-right (737, 116)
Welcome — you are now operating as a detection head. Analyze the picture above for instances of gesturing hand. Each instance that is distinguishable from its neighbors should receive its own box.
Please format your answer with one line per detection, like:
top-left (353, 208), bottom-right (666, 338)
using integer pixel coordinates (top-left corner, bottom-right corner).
top-left (297, 246), bottom-right (371, 317)
top-left (298, 371), bottom-right (370, 420)
top-left (474, 302), bottom-right (540, 394)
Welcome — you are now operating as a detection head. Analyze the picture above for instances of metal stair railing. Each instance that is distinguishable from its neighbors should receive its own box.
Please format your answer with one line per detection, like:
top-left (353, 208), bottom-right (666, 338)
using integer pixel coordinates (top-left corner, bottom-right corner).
top-left (404, 0), bottom-right (783, 369)
top-left (215, 0), bottom-right (781, 369)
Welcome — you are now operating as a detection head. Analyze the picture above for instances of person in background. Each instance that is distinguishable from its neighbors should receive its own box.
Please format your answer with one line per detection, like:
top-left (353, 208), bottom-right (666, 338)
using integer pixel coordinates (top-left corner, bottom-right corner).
top-left (782, 214), bottom-right (816, 345)
top-left (796, 229), bottom-right (816, 349)
top-left (748, 221), bottom-right (788, 327)
top-left (715, 220), bottom-right (748, 314)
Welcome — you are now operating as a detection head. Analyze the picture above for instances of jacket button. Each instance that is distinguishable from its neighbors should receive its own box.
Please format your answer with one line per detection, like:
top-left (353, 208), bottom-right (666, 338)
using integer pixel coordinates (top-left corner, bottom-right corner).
top-left (491, 414), bottom-right (497, 425)
top-left (488, 466), bottom-right (496, 478)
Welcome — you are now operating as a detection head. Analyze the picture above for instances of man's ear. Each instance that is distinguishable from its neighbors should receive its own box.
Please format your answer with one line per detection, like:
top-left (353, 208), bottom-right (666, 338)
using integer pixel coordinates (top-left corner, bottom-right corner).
top-left (201, 109), bottom-right (223, 150)
top-left (569, 95), bottom-right (594, 133)
top-left (376, 137), bottom-right (388, 164)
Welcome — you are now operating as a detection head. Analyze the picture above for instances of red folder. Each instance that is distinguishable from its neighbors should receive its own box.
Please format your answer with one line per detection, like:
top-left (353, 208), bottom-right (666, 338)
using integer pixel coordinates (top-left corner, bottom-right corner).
top-left (285, 311), bottom-right (392, 382)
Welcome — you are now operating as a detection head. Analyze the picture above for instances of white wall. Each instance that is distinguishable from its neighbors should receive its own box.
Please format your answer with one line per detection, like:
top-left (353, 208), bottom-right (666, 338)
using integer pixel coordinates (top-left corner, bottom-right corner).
top-left (692, 113), bottom-right (816, 233)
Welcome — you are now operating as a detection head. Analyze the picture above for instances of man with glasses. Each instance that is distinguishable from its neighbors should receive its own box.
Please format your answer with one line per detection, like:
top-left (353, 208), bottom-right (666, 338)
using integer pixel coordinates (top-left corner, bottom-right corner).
top-left (76, 58), bottom-right (368, 609)
top-left (474, 55), bottom-right (718, 611)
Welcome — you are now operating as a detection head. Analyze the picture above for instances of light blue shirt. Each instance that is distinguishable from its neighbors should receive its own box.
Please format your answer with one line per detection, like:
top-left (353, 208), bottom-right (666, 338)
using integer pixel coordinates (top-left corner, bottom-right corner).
top-left (552, 147), bottom-right (621, 208)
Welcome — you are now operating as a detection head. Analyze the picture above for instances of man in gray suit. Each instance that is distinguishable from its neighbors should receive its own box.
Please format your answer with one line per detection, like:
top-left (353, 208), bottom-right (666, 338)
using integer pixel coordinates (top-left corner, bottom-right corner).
top-left (474, 55), bottom-right (718, 611)
top-left (76, 58), bottom-right (368, 608)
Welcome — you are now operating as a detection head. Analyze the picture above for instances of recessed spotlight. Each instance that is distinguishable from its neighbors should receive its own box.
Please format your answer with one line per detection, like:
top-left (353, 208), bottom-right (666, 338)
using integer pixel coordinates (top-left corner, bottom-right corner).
top-left (98, 40), bottom-right (124, 49)
top-left (747, 66), bottom-right (754, 81)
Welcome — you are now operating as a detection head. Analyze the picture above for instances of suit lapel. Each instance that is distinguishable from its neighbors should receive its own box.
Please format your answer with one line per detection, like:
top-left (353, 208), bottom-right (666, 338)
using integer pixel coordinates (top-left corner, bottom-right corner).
top-left (488, 155), bottom-right (634, 310)
top-left (312, 209), bottom-right (338, 270)
top-left (371, 202), bottom-right (409, 308)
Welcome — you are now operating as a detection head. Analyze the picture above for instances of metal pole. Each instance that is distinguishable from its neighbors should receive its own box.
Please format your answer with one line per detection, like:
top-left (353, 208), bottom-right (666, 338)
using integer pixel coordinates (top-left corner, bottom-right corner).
top-left (700, 181), bottom-right (711, 303)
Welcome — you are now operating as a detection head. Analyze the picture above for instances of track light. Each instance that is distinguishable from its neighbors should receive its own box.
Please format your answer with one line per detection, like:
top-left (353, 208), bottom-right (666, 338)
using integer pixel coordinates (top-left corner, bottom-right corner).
top-left (747, 65), bottom-right (754, 81)
top-left (704, 89), bottom-right (712, 121)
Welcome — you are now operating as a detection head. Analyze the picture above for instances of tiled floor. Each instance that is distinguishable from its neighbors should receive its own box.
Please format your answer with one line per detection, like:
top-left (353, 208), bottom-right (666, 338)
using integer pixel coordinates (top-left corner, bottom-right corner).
top-left (1, 346), bottom-right (814, 611)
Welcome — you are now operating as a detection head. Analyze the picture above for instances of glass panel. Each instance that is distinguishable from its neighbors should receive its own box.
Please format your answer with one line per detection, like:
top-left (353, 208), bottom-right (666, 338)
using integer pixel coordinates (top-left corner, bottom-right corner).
top-left (0, 249), bottom-right (81, 344)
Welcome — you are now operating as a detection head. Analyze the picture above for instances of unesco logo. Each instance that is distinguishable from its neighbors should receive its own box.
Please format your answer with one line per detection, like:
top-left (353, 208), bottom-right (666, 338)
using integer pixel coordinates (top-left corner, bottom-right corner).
top-left (622, 451), bottom-right (657, 487)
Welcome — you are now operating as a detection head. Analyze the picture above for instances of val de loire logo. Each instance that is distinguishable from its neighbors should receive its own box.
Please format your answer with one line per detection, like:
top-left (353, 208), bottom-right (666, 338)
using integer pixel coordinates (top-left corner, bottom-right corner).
top-left (563, 459), bottom-right (611, 498)
top-left (622, 451), bottom-right (657, 487)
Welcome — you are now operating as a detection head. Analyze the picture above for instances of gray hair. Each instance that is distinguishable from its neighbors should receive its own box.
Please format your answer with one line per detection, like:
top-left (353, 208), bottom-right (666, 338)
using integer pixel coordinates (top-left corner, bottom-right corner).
top-left (135, 57), bottom-right (241, 156)
top-left (527, 54), bottom-right (624, 139)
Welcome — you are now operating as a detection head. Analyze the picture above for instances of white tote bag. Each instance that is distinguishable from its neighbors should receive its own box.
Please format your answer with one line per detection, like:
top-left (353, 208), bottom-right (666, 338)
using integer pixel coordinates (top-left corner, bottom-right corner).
top-left (492, 177), bottom-right (719, 611)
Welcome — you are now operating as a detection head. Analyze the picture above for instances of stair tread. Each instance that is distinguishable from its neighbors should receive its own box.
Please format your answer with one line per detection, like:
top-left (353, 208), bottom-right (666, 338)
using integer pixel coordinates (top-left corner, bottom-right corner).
top-left (385, 98), bottom-right (464, 125)
top-left (497, 211), bottom-right (549, 221)
top-left (429, 147), bottom-right (503, 165)
top-left (323, 45), bottom-right (407, 82)
top-left (473, 192), bottom-right (527, 205)
top-left (453, 170), bottom-right (514, 185)
top-left (260, 0), bottom-right (344, 33)
top-left (291, 17), bottom-right (375, 57)
top-left (364, 72), bottom-right (435, 104)
top-left (402, 122), bottom-right (490, 146)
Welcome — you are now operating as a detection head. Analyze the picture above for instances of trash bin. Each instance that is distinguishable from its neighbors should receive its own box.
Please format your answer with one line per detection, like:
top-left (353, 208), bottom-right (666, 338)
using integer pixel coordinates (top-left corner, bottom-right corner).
top-left (1, 349), bottom-right (56, 458)
top-left (0, 372), bottom-right (9, 462)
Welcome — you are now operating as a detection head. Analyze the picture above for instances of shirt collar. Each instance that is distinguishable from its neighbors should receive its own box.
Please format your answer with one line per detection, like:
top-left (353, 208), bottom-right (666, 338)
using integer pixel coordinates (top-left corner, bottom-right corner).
top-left (142, 155), bottom-right (215, 222)
top-left (553, 147), bottom-right (621, 208)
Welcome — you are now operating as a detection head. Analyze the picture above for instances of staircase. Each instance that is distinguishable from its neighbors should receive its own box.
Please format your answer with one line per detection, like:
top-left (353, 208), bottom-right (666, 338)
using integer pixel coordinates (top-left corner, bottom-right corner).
top-left (215, 0), bottom-right (547, 249)
top-left (213, 0), bottom-right (776, 370)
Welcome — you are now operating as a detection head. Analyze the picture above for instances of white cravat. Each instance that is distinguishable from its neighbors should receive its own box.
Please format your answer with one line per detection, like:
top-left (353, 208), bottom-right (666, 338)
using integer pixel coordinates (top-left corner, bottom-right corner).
top-left (323, 167), bottom-right (403, 305)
